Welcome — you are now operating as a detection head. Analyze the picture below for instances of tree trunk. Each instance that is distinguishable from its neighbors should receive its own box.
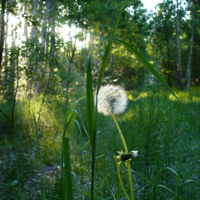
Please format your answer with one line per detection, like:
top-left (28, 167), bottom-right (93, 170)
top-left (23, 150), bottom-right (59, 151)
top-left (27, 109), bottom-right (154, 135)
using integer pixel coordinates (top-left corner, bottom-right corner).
top-left (185, 5), bottom-right (197, 90)
top-left (49, 15), bottom-right (55, 88)
top-left (175, 0), bottom-right (182, 89)
top-left (8, 29), bottom-right (16, 100)
top-left (0, 0), bottom-right (6, 82)
top-left (3, 8), bottom-right (9, 93)
top-left (24, 5), bottom-right (29, 46)
top-left (11, 46), bottom-right (19, 127)
top-left (39, 0), bottom-right (50, 93)
top-left (46, 0), bottom-right (56, 94)
top-left (29, 0), bottom-right (38, 95)
top-left (66, 37), bottom-right (76, 104)
top-left (166, 37), bottom-right (172, 87)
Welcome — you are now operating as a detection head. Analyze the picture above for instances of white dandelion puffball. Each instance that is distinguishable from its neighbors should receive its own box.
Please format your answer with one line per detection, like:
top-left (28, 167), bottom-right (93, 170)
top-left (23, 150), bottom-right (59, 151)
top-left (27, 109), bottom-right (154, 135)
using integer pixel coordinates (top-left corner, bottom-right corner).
top-left (96, 84), bottom-right (128, 116)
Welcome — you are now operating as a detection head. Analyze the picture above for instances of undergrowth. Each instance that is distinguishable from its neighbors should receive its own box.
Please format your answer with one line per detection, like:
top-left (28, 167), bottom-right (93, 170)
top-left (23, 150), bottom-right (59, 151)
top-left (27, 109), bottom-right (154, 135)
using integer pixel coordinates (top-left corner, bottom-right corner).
top-left (0, 86), bottom-right (200, 199)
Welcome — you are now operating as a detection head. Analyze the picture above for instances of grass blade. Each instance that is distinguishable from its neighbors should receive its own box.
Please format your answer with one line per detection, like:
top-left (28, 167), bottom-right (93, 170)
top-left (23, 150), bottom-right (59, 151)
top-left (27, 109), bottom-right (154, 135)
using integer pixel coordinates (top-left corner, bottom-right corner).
top-left (72, 109), bottom-right (89, 138)
top-left (72, 119), bottom-right (85, 162)
top-left (152, 167), bottom-right (180, 199)
top-left (97, 174), bottom-right (109, 193)
top-left (86, 54), bottom-right (96, 200)
top-left (110, 187), bottom-right (117, 200)
top-left (33, 112), bottom-right (46, 200)
top-left (97, 8), bottom-right (123, 94)
top-left (175, 150), bottom-right (183, 200)
top-left (177, 180), bottom-right (196, 199)
top-left (75, 188), bottom-right (105, 200)
top-left (63, 109), bottom-right (76, 137)
top-left (71, 172), bottom-right (78, 199)
top-left (152, 168), bottom-right (165, 199)
top-left (116, 182), bottom-right (121, 200)
top-left (131, 170), bottom-right (166, 199)
top-left (86, 54), bottom-right (95, 147)
top-left (114, 38), bottom-right (195, 114)
top-left (62, 136), bottom-right (73, 200)
top-left (157, 185), bottom-right (184, 200)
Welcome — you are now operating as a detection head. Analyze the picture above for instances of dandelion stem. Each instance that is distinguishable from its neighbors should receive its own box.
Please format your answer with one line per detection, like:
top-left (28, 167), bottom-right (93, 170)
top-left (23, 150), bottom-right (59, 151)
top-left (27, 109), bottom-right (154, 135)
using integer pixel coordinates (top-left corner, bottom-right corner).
top-left (112, 114), bottom-right (128, 152)
top-left (112, 114), bottom-right (134, 200)
top-left (115, 158), bottom-right (130, 200)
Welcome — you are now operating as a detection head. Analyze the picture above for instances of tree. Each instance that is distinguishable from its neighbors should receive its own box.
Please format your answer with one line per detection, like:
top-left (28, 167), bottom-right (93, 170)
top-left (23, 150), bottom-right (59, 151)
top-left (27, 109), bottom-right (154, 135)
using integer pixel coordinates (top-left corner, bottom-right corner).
top-left (0, 0), bottom-right (6, 82)
top-left (148, 0), bottom-right (176, 87)
top-left (175, 0), bottom-right (183, 89)
top-left (185, 0), bottom-right (198, 90)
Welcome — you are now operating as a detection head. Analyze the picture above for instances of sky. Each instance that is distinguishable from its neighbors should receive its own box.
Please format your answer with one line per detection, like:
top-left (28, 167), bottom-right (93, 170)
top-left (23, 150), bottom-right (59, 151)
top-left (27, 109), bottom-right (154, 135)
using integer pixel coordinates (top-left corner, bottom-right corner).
top-left (142, 0), bottom-right (164, 12)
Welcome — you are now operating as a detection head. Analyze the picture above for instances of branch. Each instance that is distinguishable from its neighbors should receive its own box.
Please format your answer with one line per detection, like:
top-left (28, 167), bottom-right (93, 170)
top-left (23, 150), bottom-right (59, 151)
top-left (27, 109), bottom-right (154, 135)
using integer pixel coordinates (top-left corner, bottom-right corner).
top-left (0, 109), bottom-right (11, 121)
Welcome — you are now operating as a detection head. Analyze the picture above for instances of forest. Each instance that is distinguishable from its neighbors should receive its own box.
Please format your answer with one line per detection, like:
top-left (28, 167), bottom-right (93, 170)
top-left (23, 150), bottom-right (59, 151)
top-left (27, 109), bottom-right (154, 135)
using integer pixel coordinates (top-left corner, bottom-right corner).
top-left (0, 0), bottom-right (200, 199)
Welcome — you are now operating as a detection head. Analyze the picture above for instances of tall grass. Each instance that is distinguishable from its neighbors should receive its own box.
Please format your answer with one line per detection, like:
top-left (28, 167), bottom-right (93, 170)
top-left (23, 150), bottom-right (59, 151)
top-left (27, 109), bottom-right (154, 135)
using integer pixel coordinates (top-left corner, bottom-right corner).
top-left (0, 88), bottom-right (200, 199)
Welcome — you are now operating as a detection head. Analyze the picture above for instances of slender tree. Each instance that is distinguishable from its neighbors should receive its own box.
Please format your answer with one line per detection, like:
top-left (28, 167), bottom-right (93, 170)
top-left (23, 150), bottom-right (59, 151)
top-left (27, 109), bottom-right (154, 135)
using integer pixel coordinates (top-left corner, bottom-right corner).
top-left (175, 0), bottom-right (183, 89)
top-left (29, 0), bottom-right (38, 94)
top-left (185, 0), bottom-right (198, 90)
top-left (0, 0), bottom-right (6, 82)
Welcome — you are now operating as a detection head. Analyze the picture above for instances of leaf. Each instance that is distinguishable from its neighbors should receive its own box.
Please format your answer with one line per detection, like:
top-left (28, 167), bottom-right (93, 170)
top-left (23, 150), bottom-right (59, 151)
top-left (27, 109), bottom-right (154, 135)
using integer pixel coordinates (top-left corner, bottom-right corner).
top-left (97, 8), bottom-right (123, 94)
top-left (11, 180), bottom-right (18, 187)
top-left (114, 38), bottom-right (195, 114)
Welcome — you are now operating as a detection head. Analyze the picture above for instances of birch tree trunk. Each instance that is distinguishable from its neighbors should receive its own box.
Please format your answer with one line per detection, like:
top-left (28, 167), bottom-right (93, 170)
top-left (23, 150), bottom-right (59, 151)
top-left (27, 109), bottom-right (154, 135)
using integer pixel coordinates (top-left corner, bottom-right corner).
top-left (3, 8), bottom-right (9, 92)
top-left (175, 0), bottom-right (182, 89)
top-left (0, 0), bottom-right (6, 82)
top-left (185, 5), bottom-right (197, 90)
top-left (39, 0), bottom-right (50, 93)
top-left (24, 5), bottom-right (29, 56)
top-left (46, 0), bottom-right (56, 94)
top-left (29, 0), bottom-right (38, 95)
top-left (49, 14), bottom-right (55, 87)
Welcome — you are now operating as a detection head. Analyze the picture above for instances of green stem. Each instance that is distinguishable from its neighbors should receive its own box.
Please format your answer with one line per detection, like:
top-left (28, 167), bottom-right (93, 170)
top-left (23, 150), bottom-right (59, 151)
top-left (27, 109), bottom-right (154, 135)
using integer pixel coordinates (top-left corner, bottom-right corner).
top-left (115, 158), bottom-right (130, 200)
top-left (112, 114), bottom-right (134, 200)
top-left (91, 142), bottom-right (96, 200)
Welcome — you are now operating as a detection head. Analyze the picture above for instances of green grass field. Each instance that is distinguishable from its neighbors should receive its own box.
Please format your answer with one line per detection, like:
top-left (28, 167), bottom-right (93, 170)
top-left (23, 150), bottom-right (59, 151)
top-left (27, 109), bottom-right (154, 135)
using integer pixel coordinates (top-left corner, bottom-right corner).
top-left (0, 86), bottom-right (200, 200)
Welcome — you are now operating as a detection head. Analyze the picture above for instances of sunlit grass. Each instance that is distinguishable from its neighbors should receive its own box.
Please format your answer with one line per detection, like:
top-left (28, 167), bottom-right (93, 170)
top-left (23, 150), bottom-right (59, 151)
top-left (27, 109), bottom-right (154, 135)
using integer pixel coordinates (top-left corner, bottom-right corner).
top-left (168, 87), bottom-right (200, 103)
top-left (127, 90), bottom-right (149, 101)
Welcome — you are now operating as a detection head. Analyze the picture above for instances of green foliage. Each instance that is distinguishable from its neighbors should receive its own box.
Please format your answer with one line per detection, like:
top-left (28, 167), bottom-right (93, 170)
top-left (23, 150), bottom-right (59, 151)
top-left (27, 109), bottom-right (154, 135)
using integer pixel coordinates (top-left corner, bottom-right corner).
top-left (1, 88), bottom-right (200, 199)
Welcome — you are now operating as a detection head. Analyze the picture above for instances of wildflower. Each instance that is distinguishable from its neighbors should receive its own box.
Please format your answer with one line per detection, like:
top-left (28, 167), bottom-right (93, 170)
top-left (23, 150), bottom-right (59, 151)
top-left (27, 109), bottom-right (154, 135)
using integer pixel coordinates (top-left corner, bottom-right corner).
top-left (114, 150), bottom-right (138, 165)
top-left (96, 85), bottom-right (128, 116)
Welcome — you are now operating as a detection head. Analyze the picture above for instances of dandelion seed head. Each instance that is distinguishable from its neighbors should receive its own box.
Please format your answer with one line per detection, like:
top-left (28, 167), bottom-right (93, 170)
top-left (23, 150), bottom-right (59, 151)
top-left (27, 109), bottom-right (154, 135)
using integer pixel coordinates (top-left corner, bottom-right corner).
top-left (113, 150), bottom-right (138, 165)
top-left (96, 84), bottom-right (128, 116)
